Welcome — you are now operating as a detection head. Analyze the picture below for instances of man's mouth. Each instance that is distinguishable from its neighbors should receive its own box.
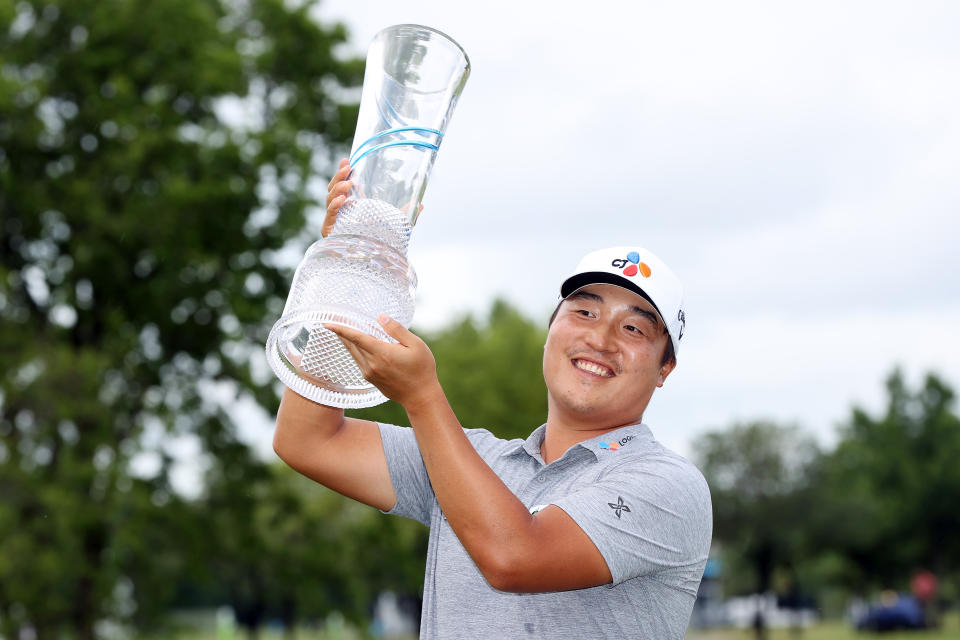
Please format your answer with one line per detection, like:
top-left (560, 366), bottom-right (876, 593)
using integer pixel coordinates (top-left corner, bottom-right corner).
top-left (572, 358), bottom-right (615, 378)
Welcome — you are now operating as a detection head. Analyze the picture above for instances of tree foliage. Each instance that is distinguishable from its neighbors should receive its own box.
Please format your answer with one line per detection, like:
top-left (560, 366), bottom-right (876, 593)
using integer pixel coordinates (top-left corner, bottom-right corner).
top-left (694, 370), bottom-right (960, 614)
top-left (693, 421), bottom-right (820, 596)
top-left (810, 370), bottom-right (960, 591)
top-left (0, 0), bottom-right (361, 636)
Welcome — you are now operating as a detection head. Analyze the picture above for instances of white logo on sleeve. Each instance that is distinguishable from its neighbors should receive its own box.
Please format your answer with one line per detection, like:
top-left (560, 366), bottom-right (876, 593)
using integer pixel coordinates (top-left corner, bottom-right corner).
top-left (529, 504), bottom-right (548, 515)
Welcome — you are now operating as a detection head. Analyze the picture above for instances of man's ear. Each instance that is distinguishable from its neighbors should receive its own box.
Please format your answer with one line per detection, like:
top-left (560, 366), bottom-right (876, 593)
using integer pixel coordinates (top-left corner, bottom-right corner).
top-left (656, 359), bottom-right (676, 388)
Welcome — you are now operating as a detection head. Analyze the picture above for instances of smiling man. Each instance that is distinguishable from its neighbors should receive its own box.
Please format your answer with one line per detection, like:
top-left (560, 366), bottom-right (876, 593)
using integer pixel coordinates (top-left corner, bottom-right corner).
top-left (272, 163), bottom-right (711, 640)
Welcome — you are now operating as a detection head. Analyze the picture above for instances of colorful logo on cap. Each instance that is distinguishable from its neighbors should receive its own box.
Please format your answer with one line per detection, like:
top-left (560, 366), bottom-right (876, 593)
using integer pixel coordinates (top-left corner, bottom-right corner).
top-left (611, 251), bottom-right (651, 278)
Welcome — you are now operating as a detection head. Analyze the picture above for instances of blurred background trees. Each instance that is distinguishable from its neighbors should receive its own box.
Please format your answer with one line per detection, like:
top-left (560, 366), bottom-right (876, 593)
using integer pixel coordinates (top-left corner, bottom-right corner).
top-left (2, 0), bottom-right (959, 638)
top-left (692, 371), bottom-right (960, 629)
top-left (808, 371), bottom-right (960, 595)
top-left (693, 422), bottom-right (820, 598)
top-left (1, 0), bottom-right (366, 636)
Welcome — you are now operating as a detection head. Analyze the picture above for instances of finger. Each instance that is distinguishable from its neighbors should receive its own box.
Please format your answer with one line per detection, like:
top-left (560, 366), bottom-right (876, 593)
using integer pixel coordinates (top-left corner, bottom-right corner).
top-left (325, 178), bottom-right (352, 210)
top-left (324, 187), bottom-right (339, 212)
top-left (325, 179), bottom-right (352, 210)
top-left (326, 193), bottom-right (346, 212)
top-left (333, 157), bottom-right (350, 178)
top-left (377, 314), bottom-right (417, 347)
top-left (326, 159), bottom-right (351, 193)
top-left (328, 327), bottom-right (370, 372)
top-left (324, 323), bottom-right (386, 355)
top-left (322, 195), bottom-right (346, 237)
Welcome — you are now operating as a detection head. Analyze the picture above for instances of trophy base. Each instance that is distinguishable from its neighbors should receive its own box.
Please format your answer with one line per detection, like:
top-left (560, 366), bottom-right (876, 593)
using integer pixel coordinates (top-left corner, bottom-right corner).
top-left (265, 233), bottom-right (417, 408)
top-left (266, 307), bottom-right (391, 408)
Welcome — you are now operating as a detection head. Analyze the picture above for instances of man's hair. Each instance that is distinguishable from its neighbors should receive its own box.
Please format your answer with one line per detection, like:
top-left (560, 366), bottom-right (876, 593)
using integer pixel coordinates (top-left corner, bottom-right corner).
top-left (548, 300), bottom-right (676, 368)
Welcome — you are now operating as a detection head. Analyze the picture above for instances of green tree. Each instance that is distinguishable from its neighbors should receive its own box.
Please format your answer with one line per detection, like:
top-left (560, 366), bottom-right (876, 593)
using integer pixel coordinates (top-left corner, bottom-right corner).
top-left (810, 370), bottom-right (960, 592)
top-left (0, 0), bottom-right (361, 636)
top-left (437, 299), bottom-right (549, 440)
top-left (692, 420), bottom-right (820, 634)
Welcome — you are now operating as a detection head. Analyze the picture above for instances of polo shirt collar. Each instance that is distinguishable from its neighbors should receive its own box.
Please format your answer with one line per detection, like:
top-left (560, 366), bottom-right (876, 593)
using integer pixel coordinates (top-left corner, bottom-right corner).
top-left (576, 423), bottom-right (655, 459)
top-left (501, 422), bottom-right (655, 462)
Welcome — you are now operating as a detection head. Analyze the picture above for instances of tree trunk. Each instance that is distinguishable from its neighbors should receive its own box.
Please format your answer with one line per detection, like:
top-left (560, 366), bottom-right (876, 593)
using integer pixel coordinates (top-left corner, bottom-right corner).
top-left (281, 595), bottom-right (297, 640)
top-left (72, 523), bottom-right (107, 640)
top-left (753, 544), bottom-right (774, 640)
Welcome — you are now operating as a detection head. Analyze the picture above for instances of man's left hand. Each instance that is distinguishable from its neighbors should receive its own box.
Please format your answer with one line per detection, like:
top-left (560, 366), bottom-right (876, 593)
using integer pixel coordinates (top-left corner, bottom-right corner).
top-left (325, 315), bottom-right (440, 410)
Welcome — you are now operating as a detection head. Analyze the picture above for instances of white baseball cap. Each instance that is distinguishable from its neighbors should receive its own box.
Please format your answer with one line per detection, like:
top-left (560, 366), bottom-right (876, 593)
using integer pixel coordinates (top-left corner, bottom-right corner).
top-left (559, 246), bottom-right (686, 356)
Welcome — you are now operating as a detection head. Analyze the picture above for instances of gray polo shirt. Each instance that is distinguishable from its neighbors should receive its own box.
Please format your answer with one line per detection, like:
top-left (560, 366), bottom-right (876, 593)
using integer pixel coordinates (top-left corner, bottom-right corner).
top-left (378, 421), bottom-right (712, 640)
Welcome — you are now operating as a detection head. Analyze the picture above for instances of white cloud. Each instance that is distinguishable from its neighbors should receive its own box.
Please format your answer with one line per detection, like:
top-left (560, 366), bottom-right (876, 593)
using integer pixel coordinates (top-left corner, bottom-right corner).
top-left (285, 0), bottom-right (960, 455)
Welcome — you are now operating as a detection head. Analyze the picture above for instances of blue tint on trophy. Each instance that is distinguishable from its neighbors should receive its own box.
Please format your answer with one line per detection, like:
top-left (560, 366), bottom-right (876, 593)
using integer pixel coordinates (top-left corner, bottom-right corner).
top-left (627, 251), bottom-right (640, 264)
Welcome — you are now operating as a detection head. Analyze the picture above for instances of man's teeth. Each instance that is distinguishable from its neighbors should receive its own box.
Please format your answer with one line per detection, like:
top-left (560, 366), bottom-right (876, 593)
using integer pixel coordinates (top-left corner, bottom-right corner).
top-left (574, 359), bottom-right (614, 377)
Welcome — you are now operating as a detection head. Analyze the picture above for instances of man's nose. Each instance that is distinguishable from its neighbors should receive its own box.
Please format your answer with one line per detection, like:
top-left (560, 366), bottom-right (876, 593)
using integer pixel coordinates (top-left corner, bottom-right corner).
top-left (584, 320), bottom-right (617, 352)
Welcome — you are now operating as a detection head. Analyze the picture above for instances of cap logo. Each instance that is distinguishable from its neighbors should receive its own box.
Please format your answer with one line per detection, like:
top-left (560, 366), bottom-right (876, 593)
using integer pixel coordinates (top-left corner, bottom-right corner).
top-left (611, 251), bottom-right (651, 278)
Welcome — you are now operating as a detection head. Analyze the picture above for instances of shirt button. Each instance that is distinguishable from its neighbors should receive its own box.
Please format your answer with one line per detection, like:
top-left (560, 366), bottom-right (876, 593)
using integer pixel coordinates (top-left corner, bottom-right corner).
top-left (537, 476), bottom-right (546, 483)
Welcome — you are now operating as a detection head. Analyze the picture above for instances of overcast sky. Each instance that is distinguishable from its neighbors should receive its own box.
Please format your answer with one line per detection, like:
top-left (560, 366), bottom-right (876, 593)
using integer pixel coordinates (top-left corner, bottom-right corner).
top-left (222, 0), bottom-right (960, 463)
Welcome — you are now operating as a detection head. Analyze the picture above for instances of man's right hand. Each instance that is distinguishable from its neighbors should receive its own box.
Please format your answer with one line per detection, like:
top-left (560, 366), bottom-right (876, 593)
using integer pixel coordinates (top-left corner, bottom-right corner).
top-left (323, 157), bottom-right (353, 238)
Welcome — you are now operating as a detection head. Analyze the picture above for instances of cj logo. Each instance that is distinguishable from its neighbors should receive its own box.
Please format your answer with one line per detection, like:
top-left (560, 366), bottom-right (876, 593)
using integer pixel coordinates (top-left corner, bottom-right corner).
top-left (608, 496), bottom-right (631, 518)
top-left (610, 251), bottom-right (651, 278)
top-left (599, 435), bottom-right (634, 451)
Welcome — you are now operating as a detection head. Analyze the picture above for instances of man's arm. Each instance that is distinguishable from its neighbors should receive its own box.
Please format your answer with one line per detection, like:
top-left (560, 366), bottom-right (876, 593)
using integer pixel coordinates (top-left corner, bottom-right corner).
top-left (272, 158), bottom-right (396, 511)
top-left (281, 158), bottom-right (609, 590)
top-left (273, 389), bottom-right (396, 511)
top-left (328, 317), bottom-right (613, 593)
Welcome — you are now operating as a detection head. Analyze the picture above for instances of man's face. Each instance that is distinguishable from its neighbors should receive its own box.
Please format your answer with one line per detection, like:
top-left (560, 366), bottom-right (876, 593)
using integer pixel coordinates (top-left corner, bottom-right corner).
top-left (542, 283), bottom-right (675, 429)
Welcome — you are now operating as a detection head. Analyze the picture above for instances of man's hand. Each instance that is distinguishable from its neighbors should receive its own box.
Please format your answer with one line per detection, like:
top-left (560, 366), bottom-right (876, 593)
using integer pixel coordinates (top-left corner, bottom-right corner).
top-left (323, 157), bottom-right (353, 238)
top-left (322, 156), bottom-right (423, 238)
top-left (325, 315), bottom-right (441, 411)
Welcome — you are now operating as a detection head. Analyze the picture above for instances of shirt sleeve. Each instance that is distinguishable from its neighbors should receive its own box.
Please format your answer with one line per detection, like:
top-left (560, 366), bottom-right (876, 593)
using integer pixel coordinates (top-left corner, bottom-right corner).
top-left (377, 422), bottom-right (435, 526)
top-left (550, 454), bottom-right (713, 589)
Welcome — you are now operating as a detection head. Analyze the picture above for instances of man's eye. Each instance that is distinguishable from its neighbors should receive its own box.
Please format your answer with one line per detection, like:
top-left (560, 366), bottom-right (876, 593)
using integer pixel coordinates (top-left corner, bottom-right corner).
top-left (625, 324), bottom-right (647, 335)
top-left (576, 309), bottom-right (594, 317)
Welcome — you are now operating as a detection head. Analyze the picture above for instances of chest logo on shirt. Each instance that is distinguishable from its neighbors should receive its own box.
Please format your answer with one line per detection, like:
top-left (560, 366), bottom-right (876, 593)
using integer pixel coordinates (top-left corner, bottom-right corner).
top-left (599, 434), bottom-right (635, 451)
top-left (608, 496), bottom-right (631, 518)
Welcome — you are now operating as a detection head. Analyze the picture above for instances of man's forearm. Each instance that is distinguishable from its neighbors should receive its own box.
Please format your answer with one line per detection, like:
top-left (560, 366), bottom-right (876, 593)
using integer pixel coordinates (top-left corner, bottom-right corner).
top-left (404, 384), bottom-right (538, 587)
top-left (273, 388), bottom-right (396, 510)
top-left (274, 388), bottom-right (345, 461)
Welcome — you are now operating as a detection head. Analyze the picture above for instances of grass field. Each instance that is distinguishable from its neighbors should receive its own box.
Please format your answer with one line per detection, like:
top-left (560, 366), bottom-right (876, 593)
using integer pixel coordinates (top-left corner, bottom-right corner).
top-left (156, 619), bottom-right (959, 640)
top-left (153, 612), bottom-right (960, 640)
top-left (685, 617), bottom-right (960, 640)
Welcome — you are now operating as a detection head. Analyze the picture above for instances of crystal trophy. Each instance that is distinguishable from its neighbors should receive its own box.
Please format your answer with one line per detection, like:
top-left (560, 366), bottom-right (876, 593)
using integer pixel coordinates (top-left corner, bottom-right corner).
top-left (265, 25), bottom-right (470, 407)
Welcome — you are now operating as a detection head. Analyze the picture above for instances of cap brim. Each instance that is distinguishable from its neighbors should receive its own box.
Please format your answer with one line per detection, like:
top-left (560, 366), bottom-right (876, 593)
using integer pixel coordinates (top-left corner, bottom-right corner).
top-left (560, 272), bottom-right (665, 328)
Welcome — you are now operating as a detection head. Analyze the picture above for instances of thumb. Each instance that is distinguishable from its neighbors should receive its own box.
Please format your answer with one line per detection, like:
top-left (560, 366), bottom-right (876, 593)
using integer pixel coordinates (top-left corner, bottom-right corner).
top-left (378, 314), bottom-right (415, 346)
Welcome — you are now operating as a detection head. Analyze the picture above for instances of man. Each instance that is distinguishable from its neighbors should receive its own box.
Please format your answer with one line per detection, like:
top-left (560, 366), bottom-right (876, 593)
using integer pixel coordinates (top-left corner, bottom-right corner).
top-left (272, 160), bottom-right (712, 639)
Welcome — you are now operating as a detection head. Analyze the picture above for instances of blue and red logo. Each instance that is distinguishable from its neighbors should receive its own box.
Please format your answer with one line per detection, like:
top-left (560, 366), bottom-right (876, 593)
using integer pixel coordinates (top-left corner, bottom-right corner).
top-left (599, 435), bottom-right (634, 451)
top-left (611, 251), bottom-right (651, 278)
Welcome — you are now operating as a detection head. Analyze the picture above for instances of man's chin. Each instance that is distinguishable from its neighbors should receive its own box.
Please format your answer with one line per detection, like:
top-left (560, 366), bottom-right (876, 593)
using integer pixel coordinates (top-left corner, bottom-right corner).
top-left (554, 395), bottom-right (609, 420)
